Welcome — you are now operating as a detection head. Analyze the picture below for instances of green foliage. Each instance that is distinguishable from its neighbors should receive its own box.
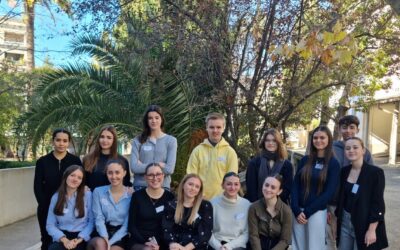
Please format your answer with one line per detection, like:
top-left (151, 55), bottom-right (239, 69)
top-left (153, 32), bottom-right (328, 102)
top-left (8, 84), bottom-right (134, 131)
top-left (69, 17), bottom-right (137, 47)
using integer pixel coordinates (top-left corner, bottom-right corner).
top-left (0, 160), bottom-right (36, 169)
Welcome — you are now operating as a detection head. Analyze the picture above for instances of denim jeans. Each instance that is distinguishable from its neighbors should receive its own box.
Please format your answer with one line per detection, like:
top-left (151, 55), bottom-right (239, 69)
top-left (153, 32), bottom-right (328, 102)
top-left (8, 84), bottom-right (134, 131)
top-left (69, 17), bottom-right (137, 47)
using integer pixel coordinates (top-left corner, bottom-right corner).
top-left (339, 210), bottom-right (358, 250)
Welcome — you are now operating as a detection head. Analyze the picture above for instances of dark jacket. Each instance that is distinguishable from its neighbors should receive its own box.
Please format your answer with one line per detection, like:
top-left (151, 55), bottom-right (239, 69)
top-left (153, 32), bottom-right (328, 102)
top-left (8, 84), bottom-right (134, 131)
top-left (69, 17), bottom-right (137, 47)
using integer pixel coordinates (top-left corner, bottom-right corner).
top-left (34, 151), bottom-right (82, 208)
top-left (336, 163), bottom-right (388, 250)
top-left (245, 156), bottom-right (293, 204)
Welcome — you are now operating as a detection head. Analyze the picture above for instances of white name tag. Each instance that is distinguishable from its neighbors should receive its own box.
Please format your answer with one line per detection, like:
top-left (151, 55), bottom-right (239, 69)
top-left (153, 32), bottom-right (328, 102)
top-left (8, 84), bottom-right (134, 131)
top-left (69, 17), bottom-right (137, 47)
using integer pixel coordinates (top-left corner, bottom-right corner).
top-left (195, 213), bottom-right (201, 220)
top-left (315, 163), bottom-right (323, 170)
top-left (235, 212), bottom-right (245, 220)
top-left (143, 145), bottom-right (153, 151)
top-left (218, 156), bottom-right (226, 162)
top-left (63, 208), bottom-right (69, 213)
top-left (352, 184), bottom-right (359, 194)
top-left (155, 205), bottom-right (164, 213)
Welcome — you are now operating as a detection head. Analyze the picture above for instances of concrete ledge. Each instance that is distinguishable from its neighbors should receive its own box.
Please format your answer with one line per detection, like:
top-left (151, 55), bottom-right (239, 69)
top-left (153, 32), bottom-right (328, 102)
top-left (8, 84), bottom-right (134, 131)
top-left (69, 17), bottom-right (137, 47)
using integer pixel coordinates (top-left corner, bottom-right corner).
top-left (0, 166), bottom-right (36, 227)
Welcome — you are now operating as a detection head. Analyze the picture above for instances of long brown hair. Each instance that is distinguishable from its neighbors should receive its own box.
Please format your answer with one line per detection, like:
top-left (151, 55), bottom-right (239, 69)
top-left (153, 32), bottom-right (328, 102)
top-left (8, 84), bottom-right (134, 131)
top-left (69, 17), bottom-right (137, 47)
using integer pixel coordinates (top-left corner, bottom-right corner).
top-left (175, 174), bottom-right (203, 225)
top-left (301, 125), bottom-right (333, 199)
top-left (259, 128), bottom-right (288, 160)
top-left (139, 105), bottom-right (165, 143)
top-left (54, 165), bottom-right (86, 218)
top-left (83, 125), bottom-right (119, 172)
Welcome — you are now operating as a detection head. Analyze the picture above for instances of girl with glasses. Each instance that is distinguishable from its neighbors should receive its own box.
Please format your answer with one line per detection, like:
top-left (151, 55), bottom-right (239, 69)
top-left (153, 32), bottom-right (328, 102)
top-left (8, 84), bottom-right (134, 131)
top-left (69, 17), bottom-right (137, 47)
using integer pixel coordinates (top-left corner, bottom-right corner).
top-left (128, 163), bottom-right (175, 250)
top-left (245, 129), bottom-right (293, 204)
top-left (209, 172), bottom-right (251, 250)
top-left (131, 105), bottom-right (177, 191)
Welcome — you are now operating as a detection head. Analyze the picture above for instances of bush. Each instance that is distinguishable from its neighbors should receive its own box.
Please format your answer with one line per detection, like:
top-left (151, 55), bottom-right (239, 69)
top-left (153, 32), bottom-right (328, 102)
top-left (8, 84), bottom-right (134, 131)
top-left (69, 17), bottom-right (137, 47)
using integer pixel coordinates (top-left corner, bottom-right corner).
top-left (0, 160), bottom-right (36, 169)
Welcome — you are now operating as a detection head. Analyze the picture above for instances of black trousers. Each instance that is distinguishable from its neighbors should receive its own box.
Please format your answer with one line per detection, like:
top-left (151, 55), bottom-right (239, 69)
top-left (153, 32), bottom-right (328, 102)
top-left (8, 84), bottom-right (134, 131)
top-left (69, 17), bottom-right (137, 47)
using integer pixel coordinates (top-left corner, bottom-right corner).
top-left (37, 205), bottom-right (52, 250)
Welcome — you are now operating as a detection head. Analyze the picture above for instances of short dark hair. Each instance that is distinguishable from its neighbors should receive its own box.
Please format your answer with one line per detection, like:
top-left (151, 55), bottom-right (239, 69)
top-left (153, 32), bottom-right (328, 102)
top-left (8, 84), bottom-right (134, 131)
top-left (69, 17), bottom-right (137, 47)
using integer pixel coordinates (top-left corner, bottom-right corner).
top-left (339, 115), bottom-right (360, 127)
top-left (222, 171), bottom-right (239, 184)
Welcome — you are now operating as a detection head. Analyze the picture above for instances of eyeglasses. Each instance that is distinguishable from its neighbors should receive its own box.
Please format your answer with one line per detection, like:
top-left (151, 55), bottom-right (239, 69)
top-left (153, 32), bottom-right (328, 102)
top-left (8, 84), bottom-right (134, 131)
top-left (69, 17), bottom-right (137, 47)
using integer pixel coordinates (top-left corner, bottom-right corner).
top-left (146, 173), bottom-right (164, 179)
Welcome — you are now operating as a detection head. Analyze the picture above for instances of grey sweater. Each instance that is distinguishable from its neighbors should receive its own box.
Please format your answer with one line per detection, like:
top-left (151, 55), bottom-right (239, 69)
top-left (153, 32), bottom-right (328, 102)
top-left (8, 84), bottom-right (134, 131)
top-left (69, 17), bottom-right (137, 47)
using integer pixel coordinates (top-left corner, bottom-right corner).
top-left (130, 134), bottom-right (177, 188)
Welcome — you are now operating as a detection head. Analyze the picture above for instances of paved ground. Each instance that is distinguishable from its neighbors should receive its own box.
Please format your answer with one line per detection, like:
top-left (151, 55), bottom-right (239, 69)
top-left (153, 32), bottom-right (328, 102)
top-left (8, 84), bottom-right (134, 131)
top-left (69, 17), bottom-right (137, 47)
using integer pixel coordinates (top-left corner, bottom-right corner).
top-left (0, 167), bottom-right (399, 250)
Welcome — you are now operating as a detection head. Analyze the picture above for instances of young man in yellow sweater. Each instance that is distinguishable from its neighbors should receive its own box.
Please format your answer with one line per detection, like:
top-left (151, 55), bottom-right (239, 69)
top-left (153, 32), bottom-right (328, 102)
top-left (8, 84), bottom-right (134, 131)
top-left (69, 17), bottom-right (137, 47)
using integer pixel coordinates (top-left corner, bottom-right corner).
top-left (186, 112), bottom-right (239, 200)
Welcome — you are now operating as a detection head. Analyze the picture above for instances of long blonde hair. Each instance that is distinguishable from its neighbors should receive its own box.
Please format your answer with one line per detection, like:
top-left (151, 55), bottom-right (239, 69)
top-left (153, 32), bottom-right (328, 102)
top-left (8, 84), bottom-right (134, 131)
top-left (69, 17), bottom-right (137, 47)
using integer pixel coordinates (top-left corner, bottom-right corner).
top-left (174, 174), bottom-right (203, 225)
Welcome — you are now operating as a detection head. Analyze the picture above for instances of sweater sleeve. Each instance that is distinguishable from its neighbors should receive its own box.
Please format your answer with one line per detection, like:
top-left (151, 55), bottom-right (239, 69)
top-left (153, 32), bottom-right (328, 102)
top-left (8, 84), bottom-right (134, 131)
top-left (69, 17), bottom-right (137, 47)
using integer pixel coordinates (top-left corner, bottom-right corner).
top-left (291, 157), bottom-right (307, 217)
top-left (303, 158), bottom-right (340, 218)
top-left (271, 205), bottom-right (292, 250)
top-left (128, 193), bottom-right (146, 244)
top-left (280, 160), bottom-right (293, 204)
top-left (162, 136), bottom-right (177, 175)
top-left (186, 148), bottom-right (200, 174)
top-left (368, 167), bottom-right (385, 223)
top-left (191, 201), bottom-right (213, 249)
top-left (248, 204), bottom-right (262, 250)
top-left (130, 138), bottom-right (147, 175)
top-left (245, 157), bottom-right (259, 202)
top-left (34, 158), bottom-right (45, 205)
top-left (226, 148), bottom-right (239, 174)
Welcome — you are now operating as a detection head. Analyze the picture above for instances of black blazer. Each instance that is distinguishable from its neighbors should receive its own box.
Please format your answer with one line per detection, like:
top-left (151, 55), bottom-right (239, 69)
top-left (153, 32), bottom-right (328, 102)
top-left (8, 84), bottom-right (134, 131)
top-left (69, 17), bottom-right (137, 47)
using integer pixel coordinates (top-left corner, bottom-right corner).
top-left (336, 162), bottom-right (388, 250)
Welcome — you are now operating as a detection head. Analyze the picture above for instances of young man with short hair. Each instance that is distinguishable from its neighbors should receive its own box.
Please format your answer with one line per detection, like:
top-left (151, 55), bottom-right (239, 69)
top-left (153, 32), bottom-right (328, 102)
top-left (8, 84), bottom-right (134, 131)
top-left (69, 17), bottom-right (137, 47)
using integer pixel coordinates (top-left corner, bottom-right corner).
top-left (327, 115), bottom-right (374, 249)
top-left (186, 112), bottom-right (239, 200)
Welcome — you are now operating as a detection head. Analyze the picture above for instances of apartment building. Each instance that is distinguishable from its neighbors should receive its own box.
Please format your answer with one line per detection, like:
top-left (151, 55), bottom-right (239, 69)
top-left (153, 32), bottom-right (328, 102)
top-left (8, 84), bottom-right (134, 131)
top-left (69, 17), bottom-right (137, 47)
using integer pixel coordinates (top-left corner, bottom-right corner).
top-left (0, 17), bottom-right (27, 70)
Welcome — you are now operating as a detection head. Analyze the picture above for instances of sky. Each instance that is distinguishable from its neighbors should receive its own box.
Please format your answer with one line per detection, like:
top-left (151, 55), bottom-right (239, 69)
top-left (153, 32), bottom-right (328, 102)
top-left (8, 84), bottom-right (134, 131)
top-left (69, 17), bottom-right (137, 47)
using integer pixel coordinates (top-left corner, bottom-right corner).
top-left (0, 0), bottom-right (85, 67)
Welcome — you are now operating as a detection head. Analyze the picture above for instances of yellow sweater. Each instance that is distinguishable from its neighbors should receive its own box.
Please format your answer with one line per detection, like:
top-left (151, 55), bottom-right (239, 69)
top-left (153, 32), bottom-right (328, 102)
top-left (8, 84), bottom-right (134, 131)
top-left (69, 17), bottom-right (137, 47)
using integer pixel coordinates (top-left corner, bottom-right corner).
top-left (187, 138), bottom-right (238, 200)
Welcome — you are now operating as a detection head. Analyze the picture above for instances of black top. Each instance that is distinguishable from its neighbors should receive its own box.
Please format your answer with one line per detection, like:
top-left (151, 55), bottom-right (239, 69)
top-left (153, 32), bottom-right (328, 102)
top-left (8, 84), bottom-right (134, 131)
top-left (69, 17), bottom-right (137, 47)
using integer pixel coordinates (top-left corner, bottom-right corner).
top-left (128, 188), bottom-right (175, 248)
top-left (336, 163), bottom-right (388, 250)
top-left (34, 151), bottom-right (82, 208)
top-left (162, 200), bottom-right (213, 250)
top-left (245, 156), bottom-right (293, 204)
top-left (343, 181), bottom-right (355, 213)
top-left (85, 152), bottom-right (131, 190)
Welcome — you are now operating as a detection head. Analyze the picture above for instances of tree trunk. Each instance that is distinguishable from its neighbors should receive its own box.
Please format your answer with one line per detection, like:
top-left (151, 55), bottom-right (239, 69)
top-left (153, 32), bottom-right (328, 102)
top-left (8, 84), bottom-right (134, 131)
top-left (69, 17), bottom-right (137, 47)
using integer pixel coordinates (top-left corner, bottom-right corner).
top-left (25, 2), bottom-right (35, 73)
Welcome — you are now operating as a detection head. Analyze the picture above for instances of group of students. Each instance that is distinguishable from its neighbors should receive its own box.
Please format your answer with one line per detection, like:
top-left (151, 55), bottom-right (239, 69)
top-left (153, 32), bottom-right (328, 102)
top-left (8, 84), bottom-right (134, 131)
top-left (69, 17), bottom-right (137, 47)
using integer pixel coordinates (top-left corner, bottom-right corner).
top-left (33, 105), bottom-right (388, 250)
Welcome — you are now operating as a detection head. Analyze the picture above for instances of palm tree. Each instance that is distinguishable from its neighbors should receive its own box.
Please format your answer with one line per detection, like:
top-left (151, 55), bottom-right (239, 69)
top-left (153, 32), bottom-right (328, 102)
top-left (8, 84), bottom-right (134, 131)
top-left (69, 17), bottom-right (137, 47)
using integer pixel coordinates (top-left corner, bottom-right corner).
top-left (19, 34), bottom-right (202, 156)
top-left (22, 0), bottom-right (72, 71)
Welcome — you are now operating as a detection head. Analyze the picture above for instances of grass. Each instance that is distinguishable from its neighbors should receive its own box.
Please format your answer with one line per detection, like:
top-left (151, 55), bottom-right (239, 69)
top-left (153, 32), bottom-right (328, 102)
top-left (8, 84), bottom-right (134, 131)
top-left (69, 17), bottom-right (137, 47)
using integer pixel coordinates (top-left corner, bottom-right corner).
top-left (0, 160), bottom-right (36, 169)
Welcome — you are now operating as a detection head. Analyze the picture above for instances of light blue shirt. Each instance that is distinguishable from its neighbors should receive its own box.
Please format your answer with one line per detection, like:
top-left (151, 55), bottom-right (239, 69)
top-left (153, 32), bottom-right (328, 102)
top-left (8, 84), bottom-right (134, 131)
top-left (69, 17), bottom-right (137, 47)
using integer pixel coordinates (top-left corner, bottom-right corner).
top-left (46, 191), bottom-right (94, 242)
top-left (92, 185), bottom-right (132, 245)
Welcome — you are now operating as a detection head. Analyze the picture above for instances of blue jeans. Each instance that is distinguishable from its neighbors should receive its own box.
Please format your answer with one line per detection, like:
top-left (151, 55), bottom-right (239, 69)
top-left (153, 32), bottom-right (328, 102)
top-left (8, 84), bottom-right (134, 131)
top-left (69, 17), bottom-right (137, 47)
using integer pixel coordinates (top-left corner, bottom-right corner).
top-left (339, 210), bottom-right (358, 250)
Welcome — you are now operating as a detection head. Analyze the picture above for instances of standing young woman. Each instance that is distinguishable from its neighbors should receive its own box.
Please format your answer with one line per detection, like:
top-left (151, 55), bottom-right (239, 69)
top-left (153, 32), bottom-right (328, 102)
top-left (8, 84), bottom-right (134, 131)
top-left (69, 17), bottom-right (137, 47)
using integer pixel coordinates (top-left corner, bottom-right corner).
top-left (248, 175), bottom-right (292, 250)
top-left (88, 159), bottom-right (132, 250)
top-left (46, 165), bottom-right (93, 250)
top-left (128, 163), bottom-right (175, 250)
top-left (34, 128), bottom-right (82, 250)
top-left (162, 174), bottom-right (213, 250)
top-left (83, 125), bottom-right (131, 191)
top-left (131, 105), bottom-right (177, 191)
top-left (245, 128), bottom-right (293, 204)
top-left (291, 125), bottom-right (340, 250)
top-left (336, 137), bottom-right (388, 250)
top-left (209, 172), bottom-right (251, 250)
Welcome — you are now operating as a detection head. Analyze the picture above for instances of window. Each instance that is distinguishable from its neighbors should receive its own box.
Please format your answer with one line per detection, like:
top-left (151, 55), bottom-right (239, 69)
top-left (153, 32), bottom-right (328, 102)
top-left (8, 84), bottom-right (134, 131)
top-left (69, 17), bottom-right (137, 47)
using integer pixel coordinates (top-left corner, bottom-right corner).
top-left (4, 32), bottom-right (24, 43)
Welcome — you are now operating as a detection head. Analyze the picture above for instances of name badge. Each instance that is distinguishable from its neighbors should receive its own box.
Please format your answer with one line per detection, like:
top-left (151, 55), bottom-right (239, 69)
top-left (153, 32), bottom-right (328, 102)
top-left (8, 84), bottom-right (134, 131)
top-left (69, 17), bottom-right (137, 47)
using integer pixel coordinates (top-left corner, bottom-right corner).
top-left (315, 163), bottom-right (323, 170)
top-left (155, 205), bottom-right (164, 213)
top-left (217, 156), bottom-right (226, 162)
top-left (63, 208), bottom-right (69, 213)
top-left (352, 184), bottom-right (359, 194)
top-left (195, 213), bottom-right (201, 220)
top-left (143, 145), bottom-right (153, 151)
top-left (235, 212), bottom-right (245, 220)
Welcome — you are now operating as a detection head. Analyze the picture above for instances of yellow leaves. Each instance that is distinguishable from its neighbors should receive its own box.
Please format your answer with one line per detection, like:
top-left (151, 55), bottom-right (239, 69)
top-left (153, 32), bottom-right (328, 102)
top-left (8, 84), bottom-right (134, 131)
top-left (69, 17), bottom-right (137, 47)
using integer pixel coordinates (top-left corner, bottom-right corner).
top-left (321, 49), bottom-right (333, 65)
top-left (323, 31), bottom-right (335, 45)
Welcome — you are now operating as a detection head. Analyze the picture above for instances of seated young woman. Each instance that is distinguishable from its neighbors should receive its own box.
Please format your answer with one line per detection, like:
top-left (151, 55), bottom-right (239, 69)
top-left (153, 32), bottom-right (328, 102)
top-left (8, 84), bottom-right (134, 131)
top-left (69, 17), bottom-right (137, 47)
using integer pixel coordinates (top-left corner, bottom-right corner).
top-left (46, 165), bottom-right (93, 250)
top-left (88, 159), bottom-right (132, 250)
top-left (162, 174), bottom-right (213, 250)
top-left (209, 172), bottom-right (251, 250)
top-left (248, 175), bottom-right (292, 250)
top-left (128, 163), bottom-right (175, 250)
